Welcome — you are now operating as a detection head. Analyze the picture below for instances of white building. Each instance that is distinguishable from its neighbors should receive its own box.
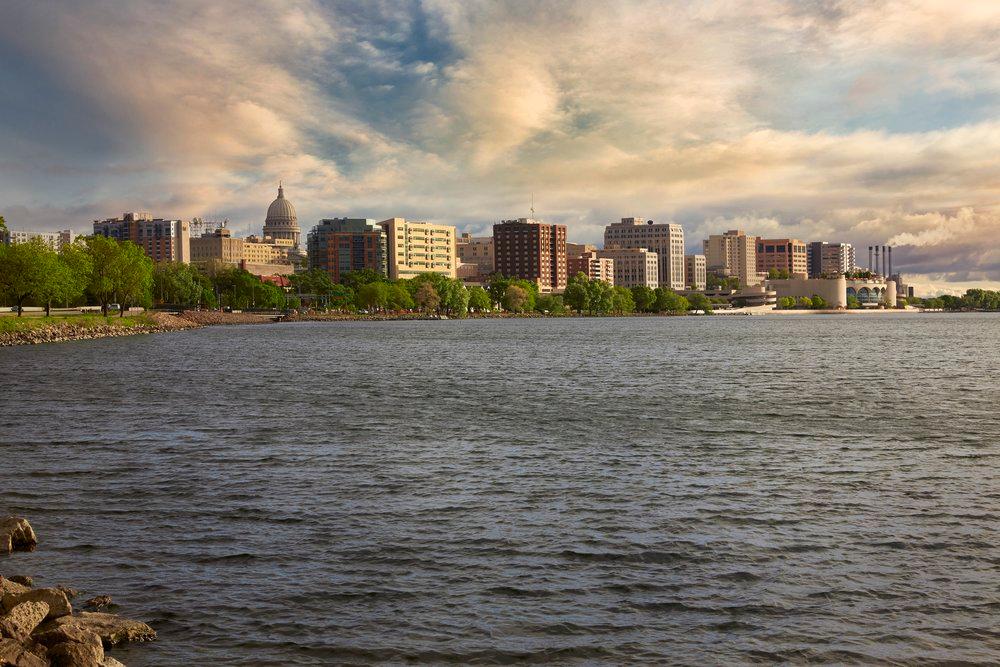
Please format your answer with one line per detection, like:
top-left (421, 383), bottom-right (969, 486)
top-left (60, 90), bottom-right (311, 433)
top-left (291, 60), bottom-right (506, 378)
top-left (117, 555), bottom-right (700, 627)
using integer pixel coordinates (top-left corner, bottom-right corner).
top-left (596, 247), bottom-right (658, 289)
top-left (3, 229), bottom-right (75, 250)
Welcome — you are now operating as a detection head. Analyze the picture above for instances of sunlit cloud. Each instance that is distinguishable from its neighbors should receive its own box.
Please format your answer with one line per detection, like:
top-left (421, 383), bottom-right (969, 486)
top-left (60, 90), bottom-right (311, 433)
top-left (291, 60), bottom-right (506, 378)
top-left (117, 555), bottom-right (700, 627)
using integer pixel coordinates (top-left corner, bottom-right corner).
top-left (1, 0), bottom-right (999, 292)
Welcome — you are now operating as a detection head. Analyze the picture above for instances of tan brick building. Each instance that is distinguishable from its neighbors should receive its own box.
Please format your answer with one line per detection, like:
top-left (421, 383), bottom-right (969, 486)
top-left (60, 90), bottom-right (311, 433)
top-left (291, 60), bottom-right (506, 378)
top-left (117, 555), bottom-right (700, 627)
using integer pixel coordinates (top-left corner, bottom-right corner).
top-left (380, 218), bottom-right (457, 280)
top-left (596, 247), bottom-right (658, 289)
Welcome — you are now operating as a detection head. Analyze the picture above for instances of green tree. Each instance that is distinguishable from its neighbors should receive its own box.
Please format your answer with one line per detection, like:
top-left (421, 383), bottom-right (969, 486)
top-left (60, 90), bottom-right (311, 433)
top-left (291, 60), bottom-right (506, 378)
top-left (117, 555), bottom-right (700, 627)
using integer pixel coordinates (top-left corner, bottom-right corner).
top-left (767, 268), bottom-right (791, 280)
top-left (564, 274), bottom-right (590, 313)
top-left (153, 262), bottom-right (203, 307)
top-left (328, 284), bottom-right (355, 310)
top-left (777, 296), bottom-right (795, 309)
top-left (387, 283), bottom-right (415, 311)
top-left (810, 294), bottom-right (827, 310)
top-left (655, 289), bottom-right (690, 314)
top-left (797, 296), bottom-right (813, 309)
top-left (358, 282), bottom-right (390, 312)
top-left (611, 286), bottom-right (635, 315)
top-left (586, 279), bottom-right (614, 314)
top-left (341, 268), bottom-right (387, 290)
top-left (687, 292), bottom-right (713, 314)
top-left (467, 286), bottom-right (491, 312)
top-left (438, 279), bottom-right (469, 317)
top-left (631, 285), bottom-right (657, 312)
top-left (503, 285), bottom-right (529, 312)
top-left (0, 239), bottom-right (53, 316)
top-left (113, 241), bottom-right (154, 315)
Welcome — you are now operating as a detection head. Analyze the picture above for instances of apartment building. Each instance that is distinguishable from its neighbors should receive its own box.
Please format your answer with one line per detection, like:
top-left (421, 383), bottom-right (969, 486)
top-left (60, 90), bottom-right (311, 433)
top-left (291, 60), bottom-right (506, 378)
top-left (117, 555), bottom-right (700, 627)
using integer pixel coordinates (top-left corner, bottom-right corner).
top-left (307, 218), bottom-right (386, 283)
top-left (603, 218), bottom-right (685, 290)
top-left (2, 229), bottom-right (75, 251)
top-left (93, 212), bottom-right (190, 263)
top-left (492, 218), bottom-right (567, 293)
top-left (807, 241), bottom-right (856, 277)
top-left (703, 229), bottom-right (764, 287)
top-left (567, 250), bottom-right (614, 284)
top-left (380, 218), bottom-right (457, 280)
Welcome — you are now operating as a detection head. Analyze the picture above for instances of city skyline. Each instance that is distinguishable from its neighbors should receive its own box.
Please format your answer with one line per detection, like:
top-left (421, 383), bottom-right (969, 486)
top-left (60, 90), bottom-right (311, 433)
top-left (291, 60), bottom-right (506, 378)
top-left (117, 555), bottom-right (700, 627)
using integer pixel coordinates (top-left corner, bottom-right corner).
top-left (1, 1), bottom-right (999, 295)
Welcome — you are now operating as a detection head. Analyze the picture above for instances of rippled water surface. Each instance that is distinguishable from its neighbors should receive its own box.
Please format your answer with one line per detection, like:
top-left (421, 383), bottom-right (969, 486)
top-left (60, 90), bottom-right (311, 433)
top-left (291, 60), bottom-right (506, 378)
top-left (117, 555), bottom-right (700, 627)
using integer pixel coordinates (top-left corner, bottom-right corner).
top-left (2, 315), bottom-right (999, 665)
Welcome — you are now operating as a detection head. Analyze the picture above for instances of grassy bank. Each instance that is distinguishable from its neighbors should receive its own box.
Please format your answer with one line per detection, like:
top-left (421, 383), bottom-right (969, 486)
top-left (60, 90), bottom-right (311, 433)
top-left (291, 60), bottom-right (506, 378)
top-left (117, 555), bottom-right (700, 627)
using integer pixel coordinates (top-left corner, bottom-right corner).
top-left (0, 314), bottom-right (157, 334)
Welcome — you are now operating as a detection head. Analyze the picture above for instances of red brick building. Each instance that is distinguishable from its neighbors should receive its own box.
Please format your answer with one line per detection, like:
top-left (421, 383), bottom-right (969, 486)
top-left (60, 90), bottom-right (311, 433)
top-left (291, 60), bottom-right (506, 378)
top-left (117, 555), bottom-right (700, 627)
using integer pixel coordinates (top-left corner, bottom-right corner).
top-left (492, 218), bottom-right (567, 293)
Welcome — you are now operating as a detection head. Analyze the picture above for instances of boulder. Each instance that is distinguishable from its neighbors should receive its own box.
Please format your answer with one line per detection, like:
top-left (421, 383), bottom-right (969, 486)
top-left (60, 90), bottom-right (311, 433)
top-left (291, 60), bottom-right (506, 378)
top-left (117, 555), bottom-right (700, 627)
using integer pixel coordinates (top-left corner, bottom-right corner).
top-left (34, 625), bottom-right (102, 650)
top-left (0, 582), bottom-right (28, 600)
top-left (0, 519), bottom-right (36, 554)
top-left (0, 638), bottom-right (22, 665)
top-left (82, 597), bottom-right (112, 612)
top-left (3, 588), bottom-right (72, 619)
top-left (100, 658), bottom-right (125, 667)
top-left (12, 650), bottom-right (46, 667)
top-left (0, 601), bottom-right (49, 642)
top-left (5, 580), bottom-right (29, 590)
top-left (49, 640), bottom-right (104, 667)
top-left (50, 613), bottom-right (154, 647)
top-left (56, 587), bottom-right (78, 601)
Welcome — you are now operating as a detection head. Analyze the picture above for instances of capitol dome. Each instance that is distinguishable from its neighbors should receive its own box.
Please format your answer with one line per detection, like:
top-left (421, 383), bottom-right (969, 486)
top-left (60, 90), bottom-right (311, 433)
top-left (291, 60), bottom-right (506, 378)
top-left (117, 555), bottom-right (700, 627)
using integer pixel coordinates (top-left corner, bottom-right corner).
top-left (263, 183), bottom-right (301, 247)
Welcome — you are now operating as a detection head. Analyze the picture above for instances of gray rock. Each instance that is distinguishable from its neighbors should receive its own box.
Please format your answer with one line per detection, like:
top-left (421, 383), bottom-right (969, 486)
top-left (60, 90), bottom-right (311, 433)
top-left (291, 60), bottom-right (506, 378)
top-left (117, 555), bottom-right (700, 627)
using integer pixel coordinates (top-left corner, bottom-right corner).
top-left (49, 613), bottom-right (154, 647)
top-left (3, 588), bottom-right (72, 619)
top-left (0, 601), bottom-right (49, 642)
top-left (0, 519), bottom-right (36, 555)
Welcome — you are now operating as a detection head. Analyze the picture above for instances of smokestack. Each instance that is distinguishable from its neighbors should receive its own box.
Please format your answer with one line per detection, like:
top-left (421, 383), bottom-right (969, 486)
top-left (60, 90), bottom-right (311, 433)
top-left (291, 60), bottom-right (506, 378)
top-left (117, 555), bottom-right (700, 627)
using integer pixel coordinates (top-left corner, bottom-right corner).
top-left (868, 246), bottom-right (873, 271)
top-left (874, 245), bottom-right (879, 275)
top-left (888, 246), bottom-right (892, 279)
top-left (882, 246), bottom-right (887, 278)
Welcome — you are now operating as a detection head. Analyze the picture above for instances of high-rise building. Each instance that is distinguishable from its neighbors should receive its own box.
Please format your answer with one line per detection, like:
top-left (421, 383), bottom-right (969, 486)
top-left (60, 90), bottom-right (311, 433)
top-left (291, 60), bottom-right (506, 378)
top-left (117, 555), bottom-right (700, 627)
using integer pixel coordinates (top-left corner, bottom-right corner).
top-left (263, 183), bottom-right (301, 248)
top-left (596, 247), bottom-right (658, 289)
top-left (603, 218), bottom-right (685, 290)
top-left (380, 218), bottom-right (456, 280)
top-left (3, 229), bottom-right (75, 251)
top-left (567, 250), bottom-right (615, 284)
top-left (806, 242), bottom-right (855, 277)
top-left (492, 218), bottom-right (567, 293)
top-left (703, 229), bottom-right (763, 287)
top-left (307, 218), bottom-right (386, 283)
top-left (93, 212), bottom-right (190, 263)
top-left (685, 254), bottom-right (707, 290)
top-left (756, 238), bottom-right (808, 277)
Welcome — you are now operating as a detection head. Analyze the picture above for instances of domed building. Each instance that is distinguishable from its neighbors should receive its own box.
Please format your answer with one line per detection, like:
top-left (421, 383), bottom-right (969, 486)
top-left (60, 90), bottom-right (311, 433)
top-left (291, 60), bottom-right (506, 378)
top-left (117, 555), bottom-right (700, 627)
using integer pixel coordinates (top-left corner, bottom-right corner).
top-left (263, 183), bottom-right (301, 248)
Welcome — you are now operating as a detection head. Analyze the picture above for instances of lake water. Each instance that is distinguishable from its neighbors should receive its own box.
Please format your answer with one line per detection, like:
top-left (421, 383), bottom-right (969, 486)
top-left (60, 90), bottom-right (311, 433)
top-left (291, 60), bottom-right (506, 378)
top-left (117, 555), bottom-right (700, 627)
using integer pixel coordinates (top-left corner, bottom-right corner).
top-left (1, 315), bottom-right (998, 665)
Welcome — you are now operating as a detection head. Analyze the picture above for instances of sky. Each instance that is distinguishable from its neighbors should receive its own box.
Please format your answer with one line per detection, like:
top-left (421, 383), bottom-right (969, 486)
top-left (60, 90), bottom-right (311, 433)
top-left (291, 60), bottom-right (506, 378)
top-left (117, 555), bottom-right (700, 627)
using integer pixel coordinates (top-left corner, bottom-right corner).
top-left (1, 0), bottom-right (999, 295)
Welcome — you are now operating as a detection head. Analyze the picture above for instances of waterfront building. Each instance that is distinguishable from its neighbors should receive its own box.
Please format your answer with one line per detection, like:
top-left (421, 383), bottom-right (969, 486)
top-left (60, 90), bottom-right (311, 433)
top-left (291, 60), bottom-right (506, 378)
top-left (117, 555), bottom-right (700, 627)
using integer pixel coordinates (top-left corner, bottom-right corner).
top-left (769, 275), bottom-right (897, 309)
top-left (2, 229), bottom-right (75, 251)
top-left (596, 247), bottom-right (658, 289)
top-left (307, 218), bottom-right (386, 283)
top-left (703, 229), bottom-right (764, 286)
top-left (807, 241), bottom-right (856, 277)
top-left (263, 183), bottom-right (301, 248)
top-left (93, 212), bottom-right (190, 263)
top-left (603, 218), bottom-right (685, 290)
top-left (456, 234), bottom-right (495, 280)
top-left (685, 254), bottom-right (707, 290)
top-left (492, 218), bottom-right (567, 293)
top-left (756, 238), bottom-right (808, 277)
top-left (567, 250), bottom-right (615, 284)
top-left (190, 228), bottom-right (295, 276)
top-left (191, 227), bottom-right (243, 265)
top-left (380, 218), bottom-right (457, 280)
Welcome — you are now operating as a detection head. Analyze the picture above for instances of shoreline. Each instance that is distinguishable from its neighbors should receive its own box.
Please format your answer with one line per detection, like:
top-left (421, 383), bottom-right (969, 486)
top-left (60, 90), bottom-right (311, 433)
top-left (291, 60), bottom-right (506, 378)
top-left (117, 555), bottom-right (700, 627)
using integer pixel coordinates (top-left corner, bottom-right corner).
top-left (0, 306), bottom-right (958, 347)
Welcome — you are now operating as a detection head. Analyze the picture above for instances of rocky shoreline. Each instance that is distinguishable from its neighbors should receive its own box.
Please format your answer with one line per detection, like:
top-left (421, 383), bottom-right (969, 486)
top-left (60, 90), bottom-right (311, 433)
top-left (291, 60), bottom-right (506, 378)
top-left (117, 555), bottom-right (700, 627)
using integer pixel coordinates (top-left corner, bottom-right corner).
top-left (1, 517), bottom-right (155, 667)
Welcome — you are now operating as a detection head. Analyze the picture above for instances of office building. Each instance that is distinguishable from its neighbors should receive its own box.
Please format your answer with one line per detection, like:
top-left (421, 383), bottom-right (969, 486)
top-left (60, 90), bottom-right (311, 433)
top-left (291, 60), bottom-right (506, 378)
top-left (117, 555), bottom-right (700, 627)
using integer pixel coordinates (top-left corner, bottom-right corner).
top-left (93, 212), bottom-right (190, 263)
top-left (190, 228), bottom-right (295, 276)
top-left (756, 238), bottom-right (808, 277)
top-left (307, 218), bottom-right (386, 283)
top-left (703, 229), bottom-right (764, 286)
top-left (603, 218), bottom-right (685, 290)
top-left (380, 218), bottom-right (457, 280)
top-left (685, 254), bottom-right (707, 290)
top-left (456, 233), bottom-right (495, 279)
top-left (596, 247), bottom-right (658, 289)
top-left (492, 218), bottom-right (567, 293)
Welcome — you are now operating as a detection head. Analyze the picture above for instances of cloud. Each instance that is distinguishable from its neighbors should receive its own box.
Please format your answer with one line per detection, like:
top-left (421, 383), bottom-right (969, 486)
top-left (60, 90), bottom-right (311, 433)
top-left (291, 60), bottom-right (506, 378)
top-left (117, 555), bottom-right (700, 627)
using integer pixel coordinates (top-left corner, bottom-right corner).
top-left (0, 0), bottom-right (999, 290)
